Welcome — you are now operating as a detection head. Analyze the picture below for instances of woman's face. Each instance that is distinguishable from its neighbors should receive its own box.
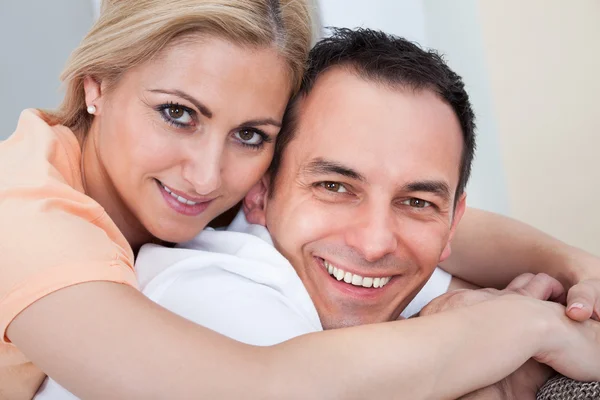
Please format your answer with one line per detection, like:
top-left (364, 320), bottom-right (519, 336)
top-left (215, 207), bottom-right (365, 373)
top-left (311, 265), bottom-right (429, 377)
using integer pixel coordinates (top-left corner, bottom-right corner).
top-left (87, 37), bottom-right (291, 243)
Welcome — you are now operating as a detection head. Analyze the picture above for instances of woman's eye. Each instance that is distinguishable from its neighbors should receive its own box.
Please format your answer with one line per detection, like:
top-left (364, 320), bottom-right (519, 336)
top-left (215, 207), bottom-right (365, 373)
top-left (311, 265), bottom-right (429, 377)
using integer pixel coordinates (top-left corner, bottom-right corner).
top-left (319, 182), bottom-right (348, 193)
top-left (234, 129), bottom-right (264, 146)
top-left (402, 198), bottom-right (431, 208)
top-left (159, 104), bottom-right (194, 126)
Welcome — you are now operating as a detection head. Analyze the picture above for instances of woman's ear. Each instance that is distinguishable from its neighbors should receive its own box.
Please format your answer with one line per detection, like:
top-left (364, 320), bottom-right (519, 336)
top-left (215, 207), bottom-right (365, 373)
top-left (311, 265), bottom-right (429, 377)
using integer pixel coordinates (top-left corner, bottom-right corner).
top-left (243, 175), bottom-right (270, 226)
top-left (83, 76), bottom-right (104, 114)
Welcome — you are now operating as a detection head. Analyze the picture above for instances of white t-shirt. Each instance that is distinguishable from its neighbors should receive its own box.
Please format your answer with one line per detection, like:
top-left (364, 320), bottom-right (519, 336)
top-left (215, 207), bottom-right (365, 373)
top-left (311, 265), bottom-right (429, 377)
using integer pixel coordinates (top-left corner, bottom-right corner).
top-left (35, 211), bottom-right (451, 398)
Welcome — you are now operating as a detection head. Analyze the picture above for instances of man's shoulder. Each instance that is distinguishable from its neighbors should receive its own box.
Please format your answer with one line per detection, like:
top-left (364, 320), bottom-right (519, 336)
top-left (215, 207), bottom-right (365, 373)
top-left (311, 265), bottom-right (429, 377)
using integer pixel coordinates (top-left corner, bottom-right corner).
top-left (136, 229), bottom-right (298, 297)
top-left (136, 231), bottom-right (323, 345)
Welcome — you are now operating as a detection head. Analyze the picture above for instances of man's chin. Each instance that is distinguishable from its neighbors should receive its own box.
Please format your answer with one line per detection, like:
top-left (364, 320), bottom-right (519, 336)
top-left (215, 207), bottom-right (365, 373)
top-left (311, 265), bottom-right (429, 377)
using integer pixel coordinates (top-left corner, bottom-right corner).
top-left (320, 314), bottom-right (393, 330)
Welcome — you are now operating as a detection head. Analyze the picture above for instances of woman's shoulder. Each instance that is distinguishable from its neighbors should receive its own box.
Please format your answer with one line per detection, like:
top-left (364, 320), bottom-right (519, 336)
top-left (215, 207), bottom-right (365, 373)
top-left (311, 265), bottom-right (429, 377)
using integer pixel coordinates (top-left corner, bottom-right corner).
top-left (0, 109), bottom-right (127, 248)
top-left (1, 108), bottom-right (83, 191)
top-left (0, 111), bottom-right (136, 343)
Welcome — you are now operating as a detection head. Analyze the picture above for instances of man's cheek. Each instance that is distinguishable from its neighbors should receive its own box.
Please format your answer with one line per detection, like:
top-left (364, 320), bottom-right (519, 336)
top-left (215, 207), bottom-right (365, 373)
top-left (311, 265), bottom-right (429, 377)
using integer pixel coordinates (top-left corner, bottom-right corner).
top-left (405, 226), bottom-right (451, 259)
top-left (293, 202), bottom-right (343, 239)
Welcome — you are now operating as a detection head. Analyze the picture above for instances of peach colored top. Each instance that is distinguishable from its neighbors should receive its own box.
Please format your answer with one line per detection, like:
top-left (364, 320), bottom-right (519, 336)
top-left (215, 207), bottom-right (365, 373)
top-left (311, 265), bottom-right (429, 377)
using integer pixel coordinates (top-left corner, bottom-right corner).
top-left (0, 110), bottom-right (137, 398)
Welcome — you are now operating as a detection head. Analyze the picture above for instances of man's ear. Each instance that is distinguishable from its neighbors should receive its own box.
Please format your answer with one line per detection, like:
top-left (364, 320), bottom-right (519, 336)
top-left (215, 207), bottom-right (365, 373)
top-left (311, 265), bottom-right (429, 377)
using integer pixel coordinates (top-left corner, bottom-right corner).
top-left (243, 175), bottom-right (270, 226)
top-left (439, 192), bottom-right (467, 263)
top-left (83, 76), bottom-right (104, 114)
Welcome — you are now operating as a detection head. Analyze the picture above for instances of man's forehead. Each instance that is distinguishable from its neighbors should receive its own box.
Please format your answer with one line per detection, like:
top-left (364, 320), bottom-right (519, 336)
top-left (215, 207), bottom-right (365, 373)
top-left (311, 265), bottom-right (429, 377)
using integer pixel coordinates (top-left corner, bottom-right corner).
top-left (284, 68), bottom-right (464, 193)
top-left (294, 68), bottom-right (459, 139)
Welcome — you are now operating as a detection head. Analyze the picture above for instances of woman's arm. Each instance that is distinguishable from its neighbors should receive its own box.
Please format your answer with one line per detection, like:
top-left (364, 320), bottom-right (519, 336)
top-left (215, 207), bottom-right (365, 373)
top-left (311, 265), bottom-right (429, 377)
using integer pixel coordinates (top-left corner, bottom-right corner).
top-left (8, 282), bottom-right (599, 399)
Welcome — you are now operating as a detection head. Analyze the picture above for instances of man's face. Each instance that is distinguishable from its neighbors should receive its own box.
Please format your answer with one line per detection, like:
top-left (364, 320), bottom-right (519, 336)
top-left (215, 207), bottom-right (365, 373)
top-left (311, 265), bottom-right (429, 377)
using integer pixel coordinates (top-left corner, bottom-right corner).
top-left (252, 69), bottom-right (466, 329)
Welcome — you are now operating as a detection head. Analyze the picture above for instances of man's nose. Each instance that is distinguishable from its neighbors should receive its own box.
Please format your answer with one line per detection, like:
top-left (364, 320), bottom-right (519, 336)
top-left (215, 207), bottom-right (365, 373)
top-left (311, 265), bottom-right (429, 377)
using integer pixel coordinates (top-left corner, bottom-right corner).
top-left (344, 203), bottom-right (398, 262)
top-left (182, 136), bottom-right (224, 196)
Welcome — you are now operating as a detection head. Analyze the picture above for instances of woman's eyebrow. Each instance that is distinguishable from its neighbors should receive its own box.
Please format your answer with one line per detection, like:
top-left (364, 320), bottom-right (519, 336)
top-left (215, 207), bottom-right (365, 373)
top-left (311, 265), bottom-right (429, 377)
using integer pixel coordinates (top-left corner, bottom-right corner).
top-left (148, 88), bottom-right (213, 118)
top-left (238, 118), bottom-right (282, 128)
top-left (148, 89), bottom-right (281, 128)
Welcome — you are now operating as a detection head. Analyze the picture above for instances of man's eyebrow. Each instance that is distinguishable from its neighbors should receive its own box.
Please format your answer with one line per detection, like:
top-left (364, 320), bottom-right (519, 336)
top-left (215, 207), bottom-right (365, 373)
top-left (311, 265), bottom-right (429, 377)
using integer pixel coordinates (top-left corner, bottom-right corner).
top-left (402, 180), bottom-right (451, 201)
top-left (301, 158), bottom-right (365, 181)
top-left (148, 89), bottom-right (213, 118)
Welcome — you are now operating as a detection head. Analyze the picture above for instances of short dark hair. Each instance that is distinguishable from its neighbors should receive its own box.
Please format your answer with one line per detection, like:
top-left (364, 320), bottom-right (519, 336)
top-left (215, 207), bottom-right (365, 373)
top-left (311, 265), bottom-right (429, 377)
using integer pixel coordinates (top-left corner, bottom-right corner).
top-left (268, 27), bottom-right (476, 200)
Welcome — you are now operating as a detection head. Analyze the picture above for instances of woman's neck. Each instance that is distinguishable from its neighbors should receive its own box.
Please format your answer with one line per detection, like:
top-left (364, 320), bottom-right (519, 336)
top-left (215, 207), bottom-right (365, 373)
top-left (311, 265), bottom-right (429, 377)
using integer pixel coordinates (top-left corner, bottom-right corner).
top-left (79, 129), bottom-right (154, 253)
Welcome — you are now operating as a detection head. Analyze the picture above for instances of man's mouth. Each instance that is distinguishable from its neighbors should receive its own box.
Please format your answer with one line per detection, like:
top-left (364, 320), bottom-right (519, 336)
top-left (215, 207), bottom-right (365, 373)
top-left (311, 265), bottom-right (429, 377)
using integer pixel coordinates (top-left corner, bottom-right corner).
top-left (322, 259), bottom-right (392, 288)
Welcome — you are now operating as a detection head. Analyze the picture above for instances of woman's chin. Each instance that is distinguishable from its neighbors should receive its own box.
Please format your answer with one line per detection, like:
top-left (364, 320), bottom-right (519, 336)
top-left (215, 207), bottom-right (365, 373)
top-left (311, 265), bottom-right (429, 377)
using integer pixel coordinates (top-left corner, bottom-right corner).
top-left (145, 218), bottom-right (210, 245)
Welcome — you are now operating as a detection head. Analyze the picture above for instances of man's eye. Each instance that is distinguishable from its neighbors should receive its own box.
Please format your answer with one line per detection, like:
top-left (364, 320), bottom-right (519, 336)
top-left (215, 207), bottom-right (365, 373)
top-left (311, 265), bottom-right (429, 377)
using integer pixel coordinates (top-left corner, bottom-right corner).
top-left (319, 182), bottom-right (348, 193)
top-left (402, 198), bottom-right (431, 208)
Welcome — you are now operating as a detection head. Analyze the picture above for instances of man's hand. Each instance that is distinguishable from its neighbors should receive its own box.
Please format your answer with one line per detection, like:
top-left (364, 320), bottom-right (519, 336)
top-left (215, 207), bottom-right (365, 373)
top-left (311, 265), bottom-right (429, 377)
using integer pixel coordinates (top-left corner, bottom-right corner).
top-left (459, 360), bottom-right (554, 400)
top-left (420, 273), bottom-right (565, 317)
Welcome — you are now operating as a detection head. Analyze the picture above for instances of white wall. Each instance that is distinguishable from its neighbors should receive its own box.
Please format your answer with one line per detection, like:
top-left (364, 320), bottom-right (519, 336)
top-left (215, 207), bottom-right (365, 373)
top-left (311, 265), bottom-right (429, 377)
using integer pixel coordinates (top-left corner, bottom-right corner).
top-left (317, 0), bottom-right (426, 43)
top-left (0, 0), bottom-right (94, 139)
top-left (91, 0), bottom-right (102, 19)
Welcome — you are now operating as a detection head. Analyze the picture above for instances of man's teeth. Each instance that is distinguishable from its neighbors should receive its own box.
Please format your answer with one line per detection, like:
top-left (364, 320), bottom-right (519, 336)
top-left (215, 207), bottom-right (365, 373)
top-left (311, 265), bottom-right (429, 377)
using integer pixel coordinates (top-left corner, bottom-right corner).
top-left (323, 260), bottom-right (391, 288)
top-left (161, 183), bottom-right (198, 206)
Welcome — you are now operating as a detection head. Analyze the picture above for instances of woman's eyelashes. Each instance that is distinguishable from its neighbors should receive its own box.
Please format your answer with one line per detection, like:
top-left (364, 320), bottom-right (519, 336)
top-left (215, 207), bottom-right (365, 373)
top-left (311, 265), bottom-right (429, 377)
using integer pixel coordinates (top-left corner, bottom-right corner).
top-left (233, 128), bottom-right (272, 150)
top-left (156, 102), bottom-right (196, 129)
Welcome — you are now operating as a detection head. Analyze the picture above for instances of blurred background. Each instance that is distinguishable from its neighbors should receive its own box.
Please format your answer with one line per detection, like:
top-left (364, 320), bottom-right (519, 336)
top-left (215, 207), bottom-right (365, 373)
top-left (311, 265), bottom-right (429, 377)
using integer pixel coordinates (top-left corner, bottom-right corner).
top-left (1, 0), bottom-right (598, 255)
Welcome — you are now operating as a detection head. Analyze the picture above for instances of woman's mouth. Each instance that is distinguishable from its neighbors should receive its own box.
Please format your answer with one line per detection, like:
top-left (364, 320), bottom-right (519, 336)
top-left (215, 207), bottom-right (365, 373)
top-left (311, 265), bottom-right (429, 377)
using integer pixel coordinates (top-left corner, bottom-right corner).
top-left (156, 179), bottom-right (214, 216)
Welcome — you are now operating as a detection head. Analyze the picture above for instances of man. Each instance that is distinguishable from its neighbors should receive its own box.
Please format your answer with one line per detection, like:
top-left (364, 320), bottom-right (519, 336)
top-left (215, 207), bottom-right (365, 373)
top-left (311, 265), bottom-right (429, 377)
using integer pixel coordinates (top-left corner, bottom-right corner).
top-left (37, 28), bottom-right (600, 399)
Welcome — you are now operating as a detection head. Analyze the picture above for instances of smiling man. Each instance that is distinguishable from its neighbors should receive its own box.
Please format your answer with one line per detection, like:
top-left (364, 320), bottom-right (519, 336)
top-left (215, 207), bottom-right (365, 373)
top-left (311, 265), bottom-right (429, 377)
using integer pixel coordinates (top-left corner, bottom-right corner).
top-left (36, 28), bottom-right (600, 400)
top-left (247, 72), bottom-right (466, 329)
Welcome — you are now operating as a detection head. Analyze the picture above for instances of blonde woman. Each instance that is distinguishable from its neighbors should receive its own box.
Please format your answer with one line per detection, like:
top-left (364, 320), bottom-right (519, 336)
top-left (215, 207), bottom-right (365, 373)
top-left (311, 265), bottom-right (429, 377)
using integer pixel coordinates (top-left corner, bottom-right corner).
top-left (2, 1), bottom-right (600, 399)
top-left (1, 0), bottom-right (309, 397)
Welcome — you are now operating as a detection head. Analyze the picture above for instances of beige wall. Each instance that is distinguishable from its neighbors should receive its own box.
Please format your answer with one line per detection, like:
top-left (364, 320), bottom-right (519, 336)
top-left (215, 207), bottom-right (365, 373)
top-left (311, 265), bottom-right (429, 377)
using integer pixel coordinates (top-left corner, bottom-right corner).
top-left (478, 0), bottom-right (600, 255)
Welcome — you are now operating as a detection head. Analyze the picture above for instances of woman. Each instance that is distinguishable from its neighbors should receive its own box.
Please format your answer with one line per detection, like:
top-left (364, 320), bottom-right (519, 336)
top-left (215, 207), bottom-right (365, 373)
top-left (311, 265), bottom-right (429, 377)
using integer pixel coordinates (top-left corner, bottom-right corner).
top-left (2, 1), bottom-right (599, 399)
top-left (1, 0), bottom-right (311, 397)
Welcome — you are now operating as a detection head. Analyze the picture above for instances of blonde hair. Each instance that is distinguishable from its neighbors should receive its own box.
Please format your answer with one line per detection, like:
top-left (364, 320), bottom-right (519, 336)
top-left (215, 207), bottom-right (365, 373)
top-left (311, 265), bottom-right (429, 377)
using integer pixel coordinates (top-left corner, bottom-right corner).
top-left (44, 0), bottom-right (313, 136)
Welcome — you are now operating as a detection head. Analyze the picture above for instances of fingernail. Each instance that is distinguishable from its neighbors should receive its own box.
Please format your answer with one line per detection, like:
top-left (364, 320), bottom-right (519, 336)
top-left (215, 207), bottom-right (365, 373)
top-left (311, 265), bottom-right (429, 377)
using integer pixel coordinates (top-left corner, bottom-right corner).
top-left (569, 303), bottom-right (585, 311)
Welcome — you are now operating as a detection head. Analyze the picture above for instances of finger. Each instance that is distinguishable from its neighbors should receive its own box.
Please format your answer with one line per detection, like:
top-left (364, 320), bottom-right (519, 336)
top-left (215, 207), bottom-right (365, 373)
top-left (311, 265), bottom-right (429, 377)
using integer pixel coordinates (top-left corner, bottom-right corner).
top-left (591, 289), bottom-right (600, 322)
top-left (566, 282), bottom-right (595, 321)
top-left (592, 308), bottom-right (600, 322)
top-left (514, 273), bottom-right (565, 302)
top-left (505, 273), bottom-right (536, 291)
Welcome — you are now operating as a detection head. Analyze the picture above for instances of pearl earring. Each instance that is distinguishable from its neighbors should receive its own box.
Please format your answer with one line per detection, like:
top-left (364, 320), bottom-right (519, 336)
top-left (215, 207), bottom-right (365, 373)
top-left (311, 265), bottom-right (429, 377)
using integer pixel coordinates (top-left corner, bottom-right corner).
top-left (87, 105), bottom-right (97, 115)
